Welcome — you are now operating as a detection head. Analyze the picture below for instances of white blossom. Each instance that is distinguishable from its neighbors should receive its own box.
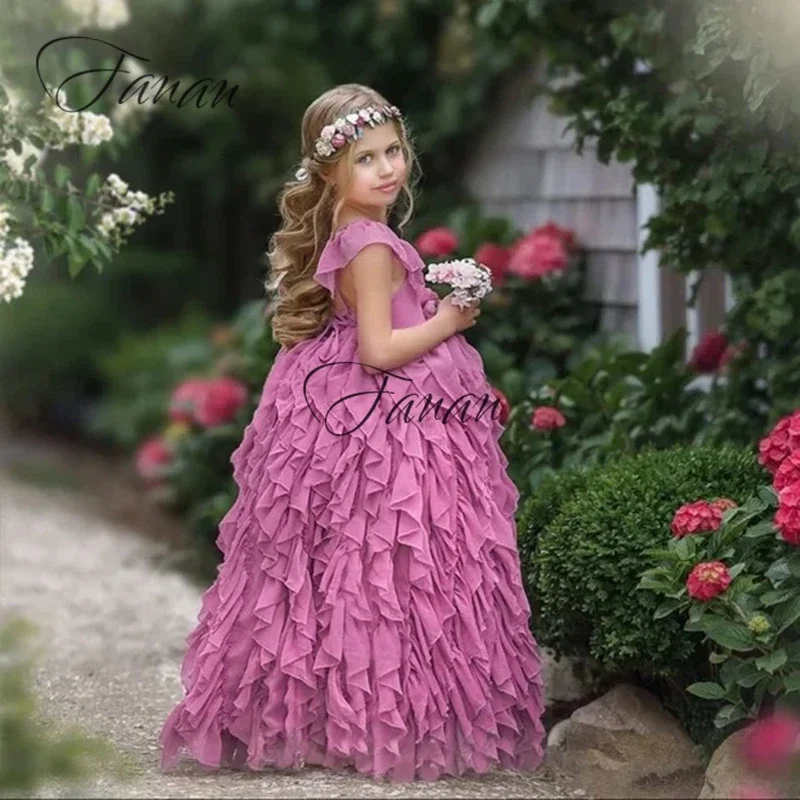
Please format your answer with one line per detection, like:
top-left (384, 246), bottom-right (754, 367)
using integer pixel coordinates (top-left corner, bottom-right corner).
top-left (0, 236), bottom-right (35, 303)
top-left (1, 138), bottom-right (44, 179)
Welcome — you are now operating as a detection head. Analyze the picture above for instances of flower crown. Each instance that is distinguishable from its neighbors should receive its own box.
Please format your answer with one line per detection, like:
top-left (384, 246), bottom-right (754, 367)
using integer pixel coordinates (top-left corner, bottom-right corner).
top-left (294, 104), bottom-right (403, 181)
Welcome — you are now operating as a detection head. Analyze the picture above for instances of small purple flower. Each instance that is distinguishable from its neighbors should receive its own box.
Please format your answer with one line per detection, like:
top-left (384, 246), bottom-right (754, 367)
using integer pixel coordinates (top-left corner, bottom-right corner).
top-left (342, 123), bottom-right (356, 137)
top-left (331, 132), bottom-right (346, 148)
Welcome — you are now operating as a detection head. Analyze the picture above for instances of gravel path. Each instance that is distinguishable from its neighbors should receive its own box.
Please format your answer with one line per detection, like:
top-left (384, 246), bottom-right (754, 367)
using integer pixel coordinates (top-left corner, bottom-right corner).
top-left (0, 471), bottom-right (583, 799)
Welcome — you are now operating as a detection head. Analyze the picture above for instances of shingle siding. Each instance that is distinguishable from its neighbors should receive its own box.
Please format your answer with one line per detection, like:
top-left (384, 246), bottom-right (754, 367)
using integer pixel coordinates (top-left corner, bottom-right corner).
top-left (463, 59), bottom-right (640, 343)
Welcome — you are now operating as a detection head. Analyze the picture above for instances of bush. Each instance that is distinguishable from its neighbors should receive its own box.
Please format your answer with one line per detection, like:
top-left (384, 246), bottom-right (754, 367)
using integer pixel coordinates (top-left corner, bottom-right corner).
top-left (0, 282), bottom-right (119, 424)
top-left (516, 464), bottom-right (591, 601)
top-left (532, 444), bottom-right (768, 678)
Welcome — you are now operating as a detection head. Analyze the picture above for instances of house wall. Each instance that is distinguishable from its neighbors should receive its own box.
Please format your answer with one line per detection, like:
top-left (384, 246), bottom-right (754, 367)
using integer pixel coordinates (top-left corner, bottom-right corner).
top-left (463, 61), bottom-right (641, 343)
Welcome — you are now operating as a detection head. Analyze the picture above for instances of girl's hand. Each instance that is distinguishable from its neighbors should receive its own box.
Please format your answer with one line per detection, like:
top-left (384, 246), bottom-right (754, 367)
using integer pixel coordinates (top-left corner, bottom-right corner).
top-left (435, 293), bottom-right (481, 335)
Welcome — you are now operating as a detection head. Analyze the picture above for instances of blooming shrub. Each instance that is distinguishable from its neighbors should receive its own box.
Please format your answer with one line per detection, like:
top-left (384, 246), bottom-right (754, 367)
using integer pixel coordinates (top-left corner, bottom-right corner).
top-left (531, 444), bottom-right (766, 676)
top-left (639, 410), bottom-right (800, 734)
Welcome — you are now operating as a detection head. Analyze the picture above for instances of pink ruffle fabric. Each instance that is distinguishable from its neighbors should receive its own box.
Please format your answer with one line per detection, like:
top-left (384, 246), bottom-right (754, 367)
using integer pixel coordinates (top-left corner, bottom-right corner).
top-left (159, 218), bottom-right (546, 782)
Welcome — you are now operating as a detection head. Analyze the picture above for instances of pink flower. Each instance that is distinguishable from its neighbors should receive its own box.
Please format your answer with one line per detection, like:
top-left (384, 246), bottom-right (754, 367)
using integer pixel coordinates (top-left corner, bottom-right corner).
top-left (532, 220), bottom-right (577, 252)
top-left (671, 500), bottom-right (724, 538)
top-left (331, 132), bottom-right (346, 148)
top-left (193, 377), bottom-right (248, 428)
top-left (135, 436), bottom-right (172, 484)
top-left (741, 711), bottom-right (800, 773)
top-left (775, 451), bottom-right (800, 492)
top-left (416, 226), bottom-right (459, 258)
top-left (775, 479), bottom-right (800, 546)
top-left (759, 413), bottom-right (799, 474)
top-left (531, 406), bottom-right (566, 431)
top-left (686, 561), bottom-right (732, 601)
top-left (474, 242), bottom-right (511, 284)
top-left (508, 231), bottom-right (568, 279)
top-left (688, 331), bottom-right (728, 373)
top-left (169, 377), bottom-right (210, 425)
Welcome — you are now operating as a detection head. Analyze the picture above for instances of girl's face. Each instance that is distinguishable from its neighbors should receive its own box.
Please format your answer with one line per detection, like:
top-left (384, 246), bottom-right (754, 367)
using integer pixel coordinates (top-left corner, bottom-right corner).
top-left (332, 122), bottom-right (407, 214)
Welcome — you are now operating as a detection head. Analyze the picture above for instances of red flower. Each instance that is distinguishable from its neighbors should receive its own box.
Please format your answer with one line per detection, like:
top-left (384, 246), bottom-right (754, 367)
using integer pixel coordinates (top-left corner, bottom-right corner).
top-left (531, 406), bottom-right (566, 431)
top-left (169, 377), bottom-right (210, 425)
top-left (775, 479), bottom-right (800, 546)
top-left (474, 242), bottom-right (510, 284)
top-left (490, 386), bottom-right (511, 426)
top-left (415, 226), bottom-right (459, 258)
top-left (135, 436), bottom-right (172, 484)
top-left (532, 220), bottom-right (577, 252)
top-left (741, 711), bottom-right (800, 773)
top-left (686, 561), bottom-right (732, 602)
top-left (758, 413), bottom-right (798, 474)
top-left (688, 331), bottom-right (728, 373)
top-left (774, 451), bottom-right (800, 492)
top-left (671, 500), bottom-right (724, 538)
top-left (508, 231), bottom-right (569, 279)
top-left (788, 413), bottom-right (800, 452)
top-left (194, 377), bottom-right (248, 428)
top-left (711, 497), bottom-right (738, 513)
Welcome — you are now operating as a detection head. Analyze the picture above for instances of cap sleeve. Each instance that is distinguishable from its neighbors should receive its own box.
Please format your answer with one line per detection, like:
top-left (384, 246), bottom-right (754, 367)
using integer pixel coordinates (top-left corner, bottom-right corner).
top-left (313, 219), bottom-right (420, 295)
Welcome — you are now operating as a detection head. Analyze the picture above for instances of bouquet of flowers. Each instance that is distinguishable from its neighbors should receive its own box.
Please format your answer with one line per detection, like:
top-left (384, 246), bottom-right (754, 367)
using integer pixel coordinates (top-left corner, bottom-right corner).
top-left (424, 257), bottom-right (493, 310)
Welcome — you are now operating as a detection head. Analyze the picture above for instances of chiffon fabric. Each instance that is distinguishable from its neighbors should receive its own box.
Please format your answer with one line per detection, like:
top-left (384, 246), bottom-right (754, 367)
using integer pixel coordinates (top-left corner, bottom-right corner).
top-left (158, 217), bottom-right (546, 781)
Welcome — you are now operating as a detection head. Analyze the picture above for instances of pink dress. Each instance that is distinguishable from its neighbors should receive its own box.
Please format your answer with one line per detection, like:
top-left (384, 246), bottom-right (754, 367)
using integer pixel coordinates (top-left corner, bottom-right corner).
top-left (158, 217), bottom-right (546, 782)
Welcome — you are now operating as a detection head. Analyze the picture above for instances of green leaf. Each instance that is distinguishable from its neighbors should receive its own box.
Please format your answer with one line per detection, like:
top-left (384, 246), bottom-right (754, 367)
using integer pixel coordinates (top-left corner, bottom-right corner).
top-left (714, 703), bottom-right (748, 729)
top-left (54, 163), bottom-right (70, 188)
top-left (701, 618), bottom-right (757, 652)
top-left (687, 681), bottom-right (726, 700)
top-left (709, 651), bottom-right (728, 664)
top-left (695, 115), bottom-right (720, 135)
top-left (654, 598), bottom-right (683, 620)
top-left (85, 173), bottom-right (102, 197)
top-left (744, 520), bottom-right (777, 539)
top-left (783, 672), bottom-right (800, 693)
top-left (755, 648), bottom-right (787, 674)
top-left (773, 595), bottom-right (800, 634)
top-left (761, 587), bottom-right (794, 607)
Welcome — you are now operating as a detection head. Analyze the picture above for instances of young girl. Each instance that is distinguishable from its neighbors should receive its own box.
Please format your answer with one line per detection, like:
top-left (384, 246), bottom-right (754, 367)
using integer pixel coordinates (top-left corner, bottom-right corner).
top-left (159, 83), bottom-right (546, 782)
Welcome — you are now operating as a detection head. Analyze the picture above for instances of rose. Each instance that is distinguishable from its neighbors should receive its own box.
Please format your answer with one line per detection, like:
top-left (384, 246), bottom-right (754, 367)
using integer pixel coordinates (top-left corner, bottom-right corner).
top-left (740, 711), bottom-right (800, 773)
top-left (508, 231), bottom-right (568, 279)
top-left (415, 226), bottom-right (459, 258)
top-left (473, 242), bottom-right (510, 284)
top-left (686, 560), bottom-right (732, 601)
top-left (531, 406), bottom-right (566, 431)
top-left (688, 330), bottom-right (728, 373)
top-left (134, 436), bottom-right (172, 484)
top-left (193, 377), bottom-right (248, 428)
top-left (671, 500), bottom-right (724, 538)
top-left (775, 479), bottom-right (800, 546)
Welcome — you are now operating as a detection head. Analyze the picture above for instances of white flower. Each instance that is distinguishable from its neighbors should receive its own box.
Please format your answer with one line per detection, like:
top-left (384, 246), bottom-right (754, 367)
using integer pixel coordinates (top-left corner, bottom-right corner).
top-left (1, 139), bottom-right (44, 180)
top-left (106, 173), bottom-right (129, 198)
top-left (0, 236), bottom-right (35, 303)
top-left (315, 139), bottom-right (334, 157)
top-left (345, 113), bottom-right (360, 125)
top-left (320, 124), bottom-right (336, 142)
top-left (47, 101), bottom-right (114, 148)
top-left (334, 117), bottom-right (347, 132)
top-left (0, 206), bottom-right (11, 243)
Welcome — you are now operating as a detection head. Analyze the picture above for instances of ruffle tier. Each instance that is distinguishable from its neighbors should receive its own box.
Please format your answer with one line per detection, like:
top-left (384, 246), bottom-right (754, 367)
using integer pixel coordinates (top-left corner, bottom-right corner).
top-left (159, 319), bottom-right (546, 782)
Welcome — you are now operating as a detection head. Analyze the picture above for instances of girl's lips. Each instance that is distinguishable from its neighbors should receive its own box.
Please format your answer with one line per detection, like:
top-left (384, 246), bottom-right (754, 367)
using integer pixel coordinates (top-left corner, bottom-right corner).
top-left (376, 181), bottom-right (398, 192)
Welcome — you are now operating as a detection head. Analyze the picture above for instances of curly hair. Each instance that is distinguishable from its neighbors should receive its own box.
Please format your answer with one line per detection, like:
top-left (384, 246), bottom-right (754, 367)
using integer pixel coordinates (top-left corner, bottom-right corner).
top-left (265, 83), bottom-right (421, 350)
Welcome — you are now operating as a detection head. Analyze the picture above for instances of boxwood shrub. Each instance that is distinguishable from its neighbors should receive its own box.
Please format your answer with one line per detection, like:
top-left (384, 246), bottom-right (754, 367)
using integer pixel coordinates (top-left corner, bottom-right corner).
top-left (530, 444), bottom-right (767, 676)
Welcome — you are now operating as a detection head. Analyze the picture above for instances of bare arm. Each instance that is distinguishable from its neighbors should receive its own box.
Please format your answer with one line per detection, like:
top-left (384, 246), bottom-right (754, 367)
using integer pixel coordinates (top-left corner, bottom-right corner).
top-left (347, 243), bottom-right (454, 373)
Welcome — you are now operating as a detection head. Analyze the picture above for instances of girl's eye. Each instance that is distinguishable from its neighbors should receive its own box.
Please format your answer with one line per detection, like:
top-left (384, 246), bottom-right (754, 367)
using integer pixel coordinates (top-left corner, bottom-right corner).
top-left (358, 145), bottom-right (401, 164)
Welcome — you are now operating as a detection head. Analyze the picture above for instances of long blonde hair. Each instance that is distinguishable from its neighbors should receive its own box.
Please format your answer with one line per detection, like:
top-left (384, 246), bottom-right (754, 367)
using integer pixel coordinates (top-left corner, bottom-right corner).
top-left (265, 84), bottom-right (421, 350)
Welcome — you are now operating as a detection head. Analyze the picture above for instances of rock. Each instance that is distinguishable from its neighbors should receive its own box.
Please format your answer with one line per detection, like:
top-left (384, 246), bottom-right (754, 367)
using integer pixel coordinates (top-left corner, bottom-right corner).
top-left (541, 647), bottom-right (599, 706)
top-left (547, 718), bottom-right (571, 750)
top-left (699, 728), bottom-right (770, 799)
top-left (548, 683), bottom-right (706, 799)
